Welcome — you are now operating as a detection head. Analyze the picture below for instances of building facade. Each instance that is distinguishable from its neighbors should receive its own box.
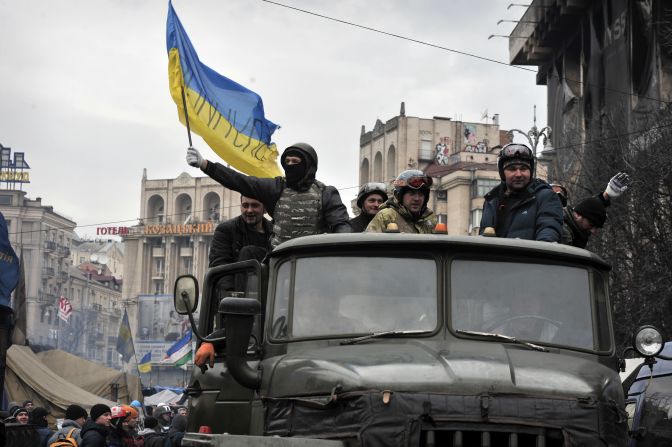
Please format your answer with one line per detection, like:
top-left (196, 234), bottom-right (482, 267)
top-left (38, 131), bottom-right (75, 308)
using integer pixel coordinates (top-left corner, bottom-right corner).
top-left (509, 0), bottom-right (672, 180)
top-left (71, 240), bottom-right (124, 279)
top-left (0, 189), bottom-right (76, 344)
top-left (122, 168), bottom-right (241, 379)
top-left (0, 188), bottom-right (126, 368)
top-left (358, 103), bottom-right (512, 235)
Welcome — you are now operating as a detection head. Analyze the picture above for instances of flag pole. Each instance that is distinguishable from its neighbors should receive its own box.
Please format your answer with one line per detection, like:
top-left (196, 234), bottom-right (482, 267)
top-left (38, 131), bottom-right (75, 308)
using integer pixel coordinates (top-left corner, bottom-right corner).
top-left (180, 86), bottom-right (193, 147)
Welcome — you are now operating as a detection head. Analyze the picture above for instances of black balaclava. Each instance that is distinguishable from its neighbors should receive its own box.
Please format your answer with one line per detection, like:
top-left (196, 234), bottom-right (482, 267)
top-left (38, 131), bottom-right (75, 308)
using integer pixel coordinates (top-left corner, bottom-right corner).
top-left (281, 143), bottom-right (318, 191)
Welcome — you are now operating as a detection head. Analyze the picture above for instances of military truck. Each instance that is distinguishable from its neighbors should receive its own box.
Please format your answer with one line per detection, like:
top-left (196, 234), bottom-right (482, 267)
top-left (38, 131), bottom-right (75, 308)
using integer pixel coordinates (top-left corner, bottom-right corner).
top-left (174, 234), bottom-right (629, 446)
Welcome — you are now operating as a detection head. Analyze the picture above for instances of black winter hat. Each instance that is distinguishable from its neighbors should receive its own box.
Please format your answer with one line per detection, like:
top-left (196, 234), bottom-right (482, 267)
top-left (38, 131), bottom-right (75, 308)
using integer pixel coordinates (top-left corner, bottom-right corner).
top-left (90, 404), bottom-right (112, 422)
top-left (65, 404), bottom-right (88, 421)
top-left (11, 406), bottom-right (28, 418)
top-left (144, 416), bottom-right (159, 429)
top-left (574, 197), bottom-right (607, 228)
top-left (29, 407), bottom-right (49, 427)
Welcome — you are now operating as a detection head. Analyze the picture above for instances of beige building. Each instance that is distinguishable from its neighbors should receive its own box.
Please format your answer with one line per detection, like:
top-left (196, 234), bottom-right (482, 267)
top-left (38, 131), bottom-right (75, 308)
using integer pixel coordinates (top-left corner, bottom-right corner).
top-left (0, 190), bottom-right (75, 344)
top-left (358, 103), bottom-right (511, 235)
top-left (71, 240), bottom-right (124, 279)
top-left (121, 168), bottom-right (241, 377)
top-left (61, 265), bottom-right (123, 368)
top-left (122, 169), bottom-right (240, 303)
top-left (0, 188), bottom-right (124, 367)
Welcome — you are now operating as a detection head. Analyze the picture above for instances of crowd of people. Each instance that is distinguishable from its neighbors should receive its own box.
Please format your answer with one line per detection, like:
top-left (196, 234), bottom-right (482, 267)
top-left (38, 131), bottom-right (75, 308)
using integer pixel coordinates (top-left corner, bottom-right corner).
top-left (2, 400), bottom-right (187, 447)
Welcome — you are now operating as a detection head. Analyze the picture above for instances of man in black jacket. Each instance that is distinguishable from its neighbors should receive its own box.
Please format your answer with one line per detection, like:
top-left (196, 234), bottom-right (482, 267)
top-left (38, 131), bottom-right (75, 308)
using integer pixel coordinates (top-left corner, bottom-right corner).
top-left (80, 404), bottom-right (111, 447)
top-left (479, 143), bottom-right (562, 242)
top-left (349, 182), bottom-right (388, 232)
top-left (561, 172), bottom-right (630, 248)
top-left (209, 195), bottom-right (272, 267)
top-left (187, 143), bottom-right (351, 248)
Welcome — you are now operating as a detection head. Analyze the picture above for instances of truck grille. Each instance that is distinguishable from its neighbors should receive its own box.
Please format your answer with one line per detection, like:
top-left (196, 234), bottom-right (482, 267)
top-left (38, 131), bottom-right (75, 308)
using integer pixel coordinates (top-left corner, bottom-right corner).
top-left (421, 424), bottom-right (563, 447)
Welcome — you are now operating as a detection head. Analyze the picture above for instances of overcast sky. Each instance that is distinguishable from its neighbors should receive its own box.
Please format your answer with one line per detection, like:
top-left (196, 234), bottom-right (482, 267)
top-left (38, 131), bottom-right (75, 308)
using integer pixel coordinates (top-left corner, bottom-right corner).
top-left (0, 0), bottom-right (546, 239)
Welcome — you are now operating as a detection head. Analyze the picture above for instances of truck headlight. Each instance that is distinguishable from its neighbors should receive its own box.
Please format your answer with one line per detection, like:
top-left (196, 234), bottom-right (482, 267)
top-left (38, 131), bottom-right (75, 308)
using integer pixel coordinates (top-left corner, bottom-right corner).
top-left (633, 325), bottom-right (663, 357)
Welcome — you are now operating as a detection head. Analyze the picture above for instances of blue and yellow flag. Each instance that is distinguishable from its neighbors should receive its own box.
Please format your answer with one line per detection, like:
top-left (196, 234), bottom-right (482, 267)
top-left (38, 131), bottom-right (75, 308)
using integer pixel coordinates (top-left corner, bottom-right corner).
top-left (116, 309), bottom-right (135, 363)
top-left (166, 2), bottom-right (282, 178)
top-left (0, 212), bottom-right (19, 309)
top-left (138, 352), bottom-right (152, 373)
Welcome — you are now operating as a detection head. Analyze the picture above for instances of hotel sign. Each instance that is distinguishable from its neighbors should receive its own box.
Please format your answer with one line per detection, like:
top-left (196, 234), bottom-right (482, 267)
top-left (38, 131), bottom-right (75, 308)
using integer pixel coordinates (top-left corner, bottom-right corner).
top-left (97, 223), bottom-right (215, 236)
top-left (143, 223), bottom-right (214, 235)
top-left (1, 145), bottom-right (30, 185)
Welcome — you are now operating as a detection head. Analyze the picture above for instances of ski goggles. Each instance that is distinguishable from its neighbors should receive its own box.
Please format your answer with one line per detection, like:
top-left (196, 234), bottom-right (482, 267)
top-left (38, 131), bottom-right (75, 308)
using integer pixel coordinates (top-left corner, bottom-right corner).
top-left (394, 175), bottom-right (433, 189)
top-left (500, 143), bottom-right (533, 158)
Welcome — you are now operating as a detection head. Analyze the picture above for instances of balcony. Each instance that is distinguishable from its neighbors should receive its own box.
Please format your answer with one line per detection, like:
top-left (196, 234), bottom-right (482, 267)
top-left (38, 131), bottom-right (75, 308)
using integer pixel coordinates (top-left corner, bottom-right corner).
top-left (42, 267), bottom-right (55, 278)
top-left (38, 292), bottom-right (57, 304)
top-left (57, 271), bottom-right (69, 282)
top-left (44, 241), bottom-right (57, 252)
top-left (57, 245), bottom-right (71, 257)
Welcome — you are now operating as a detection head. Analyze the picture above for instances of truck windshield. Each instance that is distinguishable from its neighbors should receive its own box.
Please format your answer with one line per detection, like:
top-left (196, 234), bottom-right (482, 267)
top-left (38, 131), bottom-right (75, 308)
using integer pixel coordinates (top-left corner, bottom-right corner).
top-left (450, 260), bottom-right (595, 350)
top-left (272, 256), bottom-right (438, 339)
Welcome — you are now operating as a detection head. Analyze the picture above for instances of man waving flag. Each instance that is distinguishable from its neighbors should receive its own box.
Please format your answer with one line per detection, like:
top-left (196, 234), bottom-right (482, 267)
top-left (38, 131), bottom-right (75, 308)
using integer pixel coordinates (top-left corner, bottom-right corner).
top-left (166, 1), bottom-right (282, 178)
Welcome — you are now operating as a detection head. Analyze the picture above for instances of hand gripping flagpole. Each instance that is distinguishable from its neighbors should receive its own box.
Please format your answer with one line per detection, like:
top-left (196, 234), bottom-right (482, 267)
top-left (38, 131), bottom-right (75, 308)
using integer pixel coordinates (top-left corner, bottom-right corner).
top-left (180, 86), bottom-right (193, 147)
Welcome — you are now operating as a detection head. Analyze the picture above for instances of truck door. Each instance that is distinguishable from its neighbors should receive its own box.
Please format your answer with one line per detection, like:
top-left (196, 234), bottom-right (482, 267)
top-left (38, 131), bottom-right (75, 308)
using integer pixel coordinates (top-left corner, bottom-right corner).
top-left (186, 260), bottom-right (264, 435)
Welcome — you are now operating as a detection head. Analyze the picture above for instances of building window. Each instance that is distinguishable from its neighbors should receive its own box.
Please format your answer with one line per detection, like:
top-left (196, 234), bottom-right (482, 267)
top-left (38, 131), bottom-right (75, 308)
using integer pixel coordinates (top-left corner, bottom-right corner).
top-left (472, 178), bottom-right (500, 198)
top-left (419, 139), bottom-right (434, 160)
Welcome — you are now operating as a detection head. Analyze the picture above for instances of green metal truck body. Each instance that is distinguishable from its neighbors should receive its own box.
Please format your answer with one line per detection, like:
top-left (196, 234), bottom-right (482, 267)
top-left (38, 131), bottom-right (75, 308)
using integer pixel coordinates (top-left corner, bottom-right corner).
top-left (178, 234), bottom-right (627, 446)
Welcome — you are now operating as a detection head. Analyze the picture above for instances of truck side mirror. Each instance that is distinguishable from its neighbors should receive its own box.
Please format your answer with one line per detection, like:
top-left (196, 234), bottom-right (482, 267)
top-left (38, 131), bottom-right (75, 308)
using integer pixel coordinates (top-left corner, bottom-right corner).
top-left (174, 275), bottom-right (199, 314)
top-left (219, 297), bottom-right (261, 389)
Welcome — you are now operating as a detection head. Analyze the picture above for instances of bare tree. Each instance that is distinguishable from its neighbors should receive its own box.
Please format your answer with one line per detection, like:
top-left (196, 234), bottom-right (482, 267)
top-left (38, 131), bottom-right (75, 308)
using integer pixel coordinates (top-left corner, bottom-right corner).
top-left (551, 108), bottom-right (672, 350)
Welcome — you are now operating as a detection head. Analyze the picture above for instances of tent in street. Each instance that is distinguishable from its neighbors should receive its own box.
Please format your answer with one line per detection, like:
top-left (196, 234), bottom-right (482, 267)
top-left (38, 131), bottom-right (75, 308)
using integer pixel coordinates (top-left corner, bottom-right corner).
top-left (36, 348), bottom-right (142, 403)
top-left (144, 388), bottom-right (183, 406)
top-left (5, 345), bottom-right (115, 418)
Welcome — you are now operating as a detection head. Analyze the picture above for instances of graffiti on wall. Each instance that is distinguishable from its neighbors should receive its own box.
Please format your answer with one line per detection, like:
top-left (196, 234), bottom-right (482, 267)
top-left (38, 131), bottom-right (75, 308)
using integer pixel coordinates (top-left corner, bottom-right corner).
top-left (435, 136), bottom-right (452, 165)
top-left (464, 124), bottom-right (488, 153)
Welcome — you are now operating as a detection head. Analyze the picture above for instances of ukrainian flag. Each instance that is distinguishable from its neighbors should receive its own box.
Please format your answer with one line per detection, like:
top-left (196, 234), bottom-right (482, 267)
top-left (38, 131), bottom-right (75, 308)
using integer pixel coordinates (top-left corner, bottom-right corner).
top-left (166, 1), bottom-right (282, 178)
top-left (138, 352), bottom-right (152, 374)
top-left (116, 309), bottom-right (135, 363)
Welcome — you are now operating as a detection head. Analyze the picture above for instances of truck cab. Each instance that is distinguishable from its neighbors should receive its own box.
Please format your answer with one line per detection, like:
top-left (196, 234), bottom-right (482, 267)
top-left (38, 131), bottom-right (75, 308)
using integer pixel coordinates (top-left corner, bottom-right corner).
top-left (176, 234), bottom-right (628, 446)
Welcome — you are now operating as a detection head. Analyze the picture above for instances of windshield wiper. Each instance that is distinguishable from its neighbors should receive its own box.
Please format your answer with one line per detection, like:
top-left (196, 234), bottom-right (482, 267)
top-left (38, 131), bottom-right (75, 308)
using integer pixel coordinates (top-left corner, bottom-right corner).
top-left (340, 330), bottom-right (431, 345)
top-left (456, 330), bottom-right (549, 352)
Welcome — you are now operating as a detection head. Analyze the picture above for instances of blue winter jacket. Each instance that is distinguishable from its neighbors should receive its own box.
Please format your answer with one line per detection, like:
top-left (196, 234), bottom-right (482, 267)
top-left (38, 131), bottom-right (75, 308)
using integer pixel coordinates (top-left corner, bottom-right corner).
top-left (479, 179), bottom-right (563, 242)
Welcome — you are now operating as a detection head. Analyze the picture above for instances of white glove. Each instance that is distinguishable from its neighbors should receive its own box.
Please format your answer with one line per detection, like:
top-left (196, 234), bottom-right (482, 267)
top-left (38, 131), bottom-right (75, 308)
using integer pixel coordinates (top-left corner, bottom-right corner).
top-left (605, 172), bottom-right (630, 199)
top-left (186, 147), bottom-right (204, 168)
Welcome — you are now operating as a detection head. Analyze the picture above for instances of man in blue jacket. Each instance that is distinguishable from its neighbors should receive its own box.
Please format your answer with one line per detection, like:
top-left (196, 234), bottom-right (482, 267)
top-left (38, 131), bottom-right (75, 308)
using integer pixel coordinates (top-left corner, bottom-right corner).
top-left (479, 143), bottom-right (563, 242)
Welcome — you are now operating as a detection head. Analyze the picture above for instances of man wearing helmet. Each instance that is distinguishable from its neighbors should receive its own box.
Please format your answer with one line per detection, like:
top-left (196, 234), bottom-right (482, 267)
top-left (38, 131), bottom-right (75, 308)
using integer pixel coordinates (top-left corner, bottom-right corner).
top-left (350, 182), bottom-right (388, 232)
top-left (479, 143), bottom-right (563, 241)
top-left (366, 170), bottom-right (438, 234)
top-left (187, 144), bottom-right (351, 248)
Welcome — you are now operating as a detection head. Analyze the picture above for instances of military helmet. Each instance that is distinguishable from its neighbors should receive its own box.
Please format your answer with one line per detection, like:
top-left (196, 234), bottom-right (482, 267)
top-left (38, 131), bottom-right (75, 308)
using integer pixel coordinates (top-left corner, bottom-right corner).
top-left (497, 143), bottom-right (535, 181)
top-left (356, 182), bottom-right (388, 209)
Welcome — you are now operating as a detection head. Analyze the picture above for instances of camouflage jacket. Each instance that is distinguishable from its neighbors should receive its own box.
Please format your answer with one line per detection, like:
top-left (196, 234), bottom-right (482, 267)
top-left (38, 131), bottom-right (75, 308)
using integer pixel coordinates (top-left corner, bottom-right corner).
top-left (365, 199), bottom-right (437, 234)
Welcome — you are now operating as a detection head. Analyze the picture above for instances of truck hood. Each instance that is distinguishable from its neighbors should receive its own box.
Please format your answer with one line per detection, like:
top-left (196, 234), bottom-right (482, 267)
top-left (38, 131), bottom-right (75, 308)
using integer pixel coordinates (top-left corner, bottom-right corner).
top-left (264, 339), bottom-right (622, 402)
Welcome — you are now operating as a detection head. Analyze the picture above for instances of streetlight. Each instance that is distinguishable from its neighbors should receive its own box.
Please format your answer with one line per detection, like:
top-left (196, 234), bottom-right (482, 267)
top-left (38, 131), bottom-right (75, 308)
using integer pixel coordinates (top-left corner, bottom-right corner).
top-left (496, 19), bottom-right (538, 25)
top-left (507, 105), bottom-right (554, 156)
top-left (487, 34), bottom-right (530, 40)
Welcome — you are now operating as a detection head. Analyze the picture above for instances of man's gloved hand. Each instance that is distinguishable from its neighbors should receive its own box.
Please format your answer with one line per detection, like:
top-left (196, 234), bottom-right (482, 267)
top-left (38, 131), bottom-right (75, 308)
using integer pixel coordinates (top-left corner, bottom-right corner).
top-left (186, 147), bottom-right (204, 168)
top-left (194, 342), bottom-right (215, 368)
top-left (605, 172), bottom-right (630, 199)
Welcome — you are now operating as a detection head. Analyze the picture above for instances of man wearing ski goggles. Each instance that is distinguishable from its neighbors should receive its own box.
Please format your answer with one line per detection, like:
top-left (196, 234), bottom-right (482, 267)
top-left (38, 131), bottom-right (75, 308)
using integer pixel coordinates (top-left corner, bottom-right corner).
top-left (478, 143), bottom-right (563, 242)
top-left (366, 170), bottom-right (438, 233)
